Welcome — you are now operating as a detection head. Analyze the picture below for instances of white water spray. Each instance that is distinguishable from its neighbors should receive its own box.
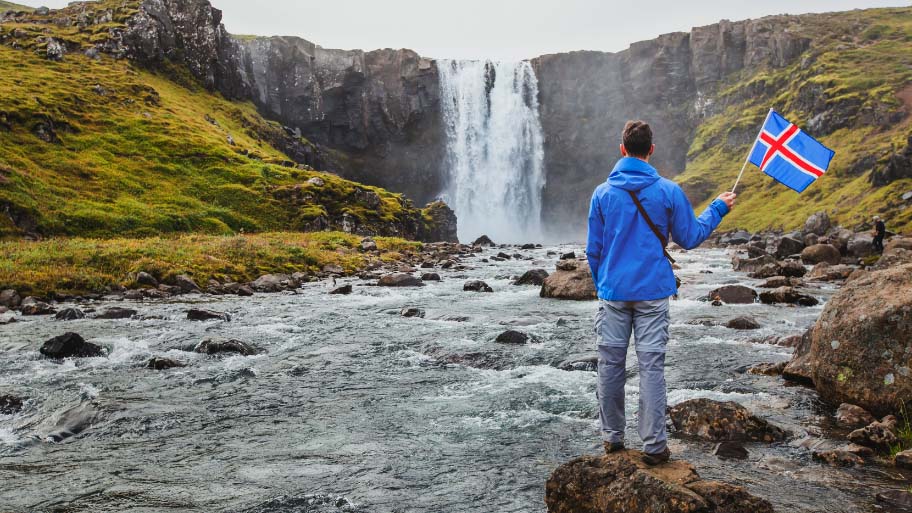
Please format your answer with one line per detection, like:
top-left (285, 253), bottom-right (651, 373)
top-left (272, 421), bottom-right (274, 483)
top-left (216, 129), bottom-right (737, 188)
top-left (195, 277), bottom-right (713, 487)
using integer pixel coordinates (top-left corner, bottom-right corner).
top-left (438, 60), bottom-right (546, 244)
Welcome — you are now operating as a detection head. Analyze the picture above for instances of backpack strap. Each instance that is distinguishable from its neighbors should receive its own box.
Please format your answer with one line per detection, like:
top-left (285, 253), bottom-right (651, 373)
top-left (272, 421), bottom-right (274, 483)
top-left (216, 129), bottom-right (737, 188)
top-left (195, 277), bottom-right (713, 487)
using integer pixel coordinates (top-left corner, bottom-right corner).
top-left (626, 190), bottom-right (676, 265)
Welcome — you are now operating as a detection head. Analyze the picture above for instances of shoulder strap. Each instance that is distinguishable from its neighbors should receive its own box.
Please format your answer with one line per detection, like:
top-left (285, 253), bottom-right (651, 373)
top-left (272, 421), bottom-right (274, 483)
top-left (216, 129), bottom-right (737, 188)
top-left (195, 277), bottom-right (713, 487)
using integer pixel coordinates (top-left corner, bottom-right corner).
top-left (626, 190), bottom-right (676, 264)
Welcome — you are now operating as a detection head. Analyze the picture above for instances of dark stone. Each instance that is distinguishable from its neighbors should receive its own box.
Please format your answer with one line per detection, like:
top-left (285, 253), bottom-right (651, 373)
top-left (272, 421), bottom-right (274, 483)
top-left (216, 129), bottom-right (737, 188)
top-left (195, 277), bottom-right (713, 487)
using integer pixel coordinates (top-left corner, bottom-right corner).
top-left (875, 489), bottom-right (912, 512)
top-left (558, 356), bottom-right (598, 372)
top-left (136, 271), bottom-right (158, 287)
top-left (560, 251), bottom-right (576, 260)
top-left (94, 307), bottom-right (137, 320)
top-left (194, 338), bottom-right (260, 356)
top-left (758, 287), bottom-right (819, 306)
top-left (774, 236), bottom-right (805, 259)
top-left (513, 269), bottom-right (549, 286)
top-left (473, 235), bottom-right (495, 247)
top-left (420, 273), bottom-right (441, 282)
top-left (712, 441), bottom-right (749, 460)
top-left (20, 297), bottom-right (56, 316)
top-left (55, 308), bottom-right (85, 321)
top-left (496, 252), bottom-right (512, 259)
top-left (173, 274), bottom-right (201, 293)
top-left (400, 307), bottom-right (425, 318)
top-left (495, 330), bottom-right (530, 344)
top-left (0, 289), bottom-right (21, 308)
top-left (464, 280), bottom-right (493, 293)
top-left (520, 243), bottom-right (536, 250)
top-left (0, 395), bottom-right (24, 415)
top-left (708, 285), bottom-right (757, 304)
top-left (329, 284), bottom-right (353, 295)
top-left (726, 316), bottom-right (760, 330)
top-left (147, 357), bottom-right (186, 370)
top-left (237, 285), bottom-right (255, 296)
top-left (40, 333), bottom-right (104, 359)
top-left (378, 273), bottom-right (425, 287)
top-left (186, 309), bottom-right (231, 321)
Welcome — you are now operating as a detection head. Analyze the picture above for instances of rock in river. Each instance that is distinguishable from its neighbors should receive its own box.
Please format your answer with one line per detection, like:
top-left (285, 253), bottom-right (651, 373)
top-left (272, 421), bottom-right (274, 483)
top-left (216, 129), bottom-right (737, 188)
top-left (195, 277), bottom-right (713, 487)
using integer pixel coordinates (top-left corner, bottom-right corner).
top-left (94, 307), bottom-right (137, 320)
top-left (848, 416), bottom-right (899, 450)
top-left (55, 308), bottom-right (85, 321)
top-left (472, 235), bottom-right (495, 247)
top-left (545, 451), bottom-right (775, 513)
top-left (558, 355), bottom-right (599, 372)
top-left (378, 273), bottom-right (424, 287)
top-left (147, 357), bottom-right (186, 370)
top-left (329, 284), bottom-right (353, 295)
top-left (421, 272), bottom-right (441, 282)
top-left (726, 316), bottom-right (760, 330)
top-left (495, 330), bottom-right (529, 344)
top-left (400, 307), bottom-right (425, 318)
top-left (513, 269), bottom-right (549, 286)
top-left (712, 441), bottom-right (749, 460)
top-left (669, 398), bottom-right (787, 442)
top-left (540, 260), bottom-right (597, 301)
top-left (40, 333), bottom-right (104, 359)
top-left (194, 338), bottom-right (260, 356)
top-left (835, 403), bottom-right (876, 429)
top-left (708, 285), bottom-right (756, 304)
top-left (759, 287), bottom-right (818, 306)
top-left (0, 395), bottom-right (24, 414)
top-left (187, 309), bottom-right (231, 322)
top-left (800, 244), bottom-right (841, 265)
top-left (464, 280), bottom-right (493, 293)
top-left (20, 297), bottom-right (56, 316)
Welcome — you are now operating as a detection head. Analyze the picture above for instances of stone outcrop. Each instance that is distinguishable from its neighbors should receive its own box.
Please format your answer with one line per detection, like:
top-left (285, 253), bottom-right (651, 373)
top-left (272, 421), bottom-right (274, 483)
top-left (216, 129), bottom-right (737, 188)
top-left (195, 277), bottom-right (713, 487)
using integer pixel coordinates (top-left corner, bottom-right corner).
top-left (40, 332), bottom-right (104, 359)
top-left (545, 451), bottom-right (775, 513)
top-left (540, 260), bottom-right (597, 301)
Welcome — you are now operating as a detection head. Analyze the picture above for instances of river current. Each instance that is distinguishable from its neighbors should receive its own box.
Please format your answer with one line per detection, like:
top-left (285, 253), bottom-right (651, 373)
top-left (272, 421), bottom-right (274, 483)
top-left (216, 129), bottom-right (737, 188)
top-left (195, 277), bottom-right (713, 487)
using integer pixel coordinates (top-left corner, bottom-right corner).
top-left (0, 246), bottom-right (905, 512)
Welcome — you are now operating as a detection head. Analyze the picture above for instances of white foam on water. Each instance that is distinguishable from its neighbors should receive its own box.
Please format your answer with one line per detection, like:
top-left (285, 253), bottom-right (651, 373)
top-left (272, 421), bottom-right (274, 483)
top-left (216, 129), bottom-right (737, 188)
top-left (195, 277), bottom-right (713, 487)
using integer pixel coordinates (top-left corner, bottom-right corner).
top-left (667, 388), bottom-right (776, 408)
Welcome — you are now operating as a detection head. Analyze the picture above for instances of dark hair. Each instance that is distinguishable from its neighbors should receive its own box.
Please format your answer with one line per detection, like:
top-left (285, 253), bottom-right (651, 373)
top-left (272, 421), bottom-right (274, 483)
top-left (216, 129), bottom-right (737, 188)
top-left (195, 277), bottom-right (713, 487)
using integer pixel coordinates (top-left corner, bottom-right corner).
top-left (622, 120), bottom-right (653, 158)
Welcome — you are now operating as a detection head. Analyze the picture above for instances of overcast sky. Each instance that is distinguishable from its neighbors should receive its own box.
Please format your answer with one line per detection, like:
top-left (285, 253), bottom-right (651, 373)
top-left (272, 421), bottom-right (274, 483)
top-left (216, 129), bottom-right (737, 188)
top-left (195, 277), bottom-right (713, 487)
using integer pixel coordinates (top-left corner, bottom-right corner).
top-left (21, 0), bottom-right (910, 60)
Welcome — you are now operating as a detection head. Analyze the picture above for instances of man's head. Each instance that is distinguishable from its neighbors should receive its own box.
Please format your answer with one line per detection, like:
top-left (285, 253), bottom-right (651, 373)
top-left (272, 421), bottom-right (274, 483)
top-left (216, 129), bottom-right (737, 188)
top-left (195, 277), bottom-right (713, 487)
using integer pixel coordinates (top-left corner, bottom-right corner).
top-left (621, 120), bottom-right (655, 161)
top-left (874, 215), bottom-right (881, 221)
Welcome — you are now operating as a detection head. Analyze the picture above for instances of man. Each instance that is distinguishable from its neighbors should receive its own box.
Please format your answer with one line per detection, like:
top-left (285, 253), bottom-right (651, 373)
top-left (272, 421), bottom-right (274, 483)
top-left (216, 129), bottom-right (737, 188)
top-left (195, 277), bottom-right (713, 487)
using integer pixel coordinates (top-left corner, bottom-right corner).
top-left (586, 121), bottom-right (736, 465)
top-left (873, 216), bottom-right (886, 254)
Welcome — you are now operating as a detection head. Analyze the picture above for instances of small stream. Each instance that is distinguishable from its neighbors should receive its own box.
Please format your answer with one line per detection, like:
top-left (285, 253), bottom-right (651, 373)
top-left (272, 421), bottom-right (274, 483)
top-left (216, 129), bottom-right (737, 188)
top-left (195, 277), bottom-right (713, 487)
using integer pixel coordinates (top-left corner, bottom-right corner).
top-left (0, 246), bottom-right (907, 512)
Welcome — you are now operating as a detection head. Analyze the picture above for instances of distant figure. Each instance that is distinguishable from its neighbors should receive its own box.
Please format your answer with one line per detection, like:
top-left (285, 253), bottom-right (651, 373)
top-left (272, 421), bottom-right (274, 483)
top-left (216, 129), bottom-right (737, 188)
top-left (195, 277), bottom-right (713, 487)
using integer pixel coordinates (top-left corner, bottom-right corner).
top-left (873, 216), bottom-right (886, 254)
top-left (586, 121), bottom-right (736, 465)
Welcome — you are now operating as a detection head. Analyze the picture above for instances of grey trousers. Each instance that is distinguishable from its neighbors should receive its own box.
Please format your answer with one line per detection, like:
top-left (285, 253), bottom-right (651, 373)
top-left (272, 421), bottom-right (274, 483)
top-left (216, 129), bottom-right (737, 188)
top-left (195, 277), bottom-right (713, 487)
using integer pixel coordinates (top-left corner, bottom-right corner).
top-left (595, 298), bottom-right (669, 454)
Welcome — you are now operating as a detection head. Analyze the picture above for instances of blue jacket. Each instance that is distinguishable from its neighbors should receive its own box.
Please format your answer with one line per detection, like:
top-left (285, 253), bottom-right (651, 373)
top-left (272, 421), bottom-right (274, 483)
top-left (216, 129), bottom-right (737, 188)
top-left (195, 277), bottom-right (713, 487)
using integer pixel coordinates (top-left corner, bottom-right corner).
top-left (586, 157), bottom-right (730, 301)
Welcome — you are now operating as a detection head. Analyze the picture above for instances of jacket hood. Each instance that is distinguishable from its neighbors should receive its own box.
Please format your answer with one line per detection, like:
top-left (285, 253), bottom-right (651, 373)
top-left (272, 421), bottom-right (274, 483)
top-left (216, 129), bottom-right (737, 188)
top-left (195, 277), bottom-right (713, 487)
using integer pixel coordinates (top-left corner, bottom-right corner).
top-left (608, 157), bottom-right (661, 191)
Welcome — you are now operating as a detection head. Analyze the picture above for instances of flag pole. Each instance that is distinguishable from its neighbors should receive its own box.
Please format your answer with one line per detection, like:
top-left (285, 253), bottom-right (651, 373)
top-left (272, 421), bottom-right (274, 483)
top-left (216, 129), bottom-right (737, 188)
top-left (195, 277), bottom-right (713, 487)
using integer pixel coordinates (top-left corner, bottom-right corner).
top-left (732, 108), bottom-right (775, 194)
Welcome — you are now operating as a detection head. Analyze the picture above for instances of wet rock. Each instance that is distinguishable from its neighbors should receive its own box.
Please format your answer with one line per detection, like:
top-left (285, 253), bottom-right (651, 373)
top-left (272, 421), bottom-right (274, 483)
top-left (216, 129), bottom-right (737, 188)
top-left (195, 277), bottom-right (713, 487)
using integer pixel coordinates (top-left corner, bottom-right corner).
top-left (186, 309), bottom-right (231, 322)
top-left (732, 254), bottom-right (776, 273)
top-left (514, 269), bottom-right (549, 286)
top-left (806, 262), bottom-right (854, 281)
top-left (759, 287), bottom-right (818, 306)
top-left (472, 235), bottom-right (495, 247)
top-left (669, 398), bottom-right (787, 442)
top-left (194, 338), bottom-right (260, 356)
top-left (20, 297), bottom-right (56, 316)
top-left (496, 252), bottom-right (512, 260)
top-left (94, 307), bottom-right (137, 320)
top-left (378, 273), bottom-right (424, 287)
top-left (173, 274), bottom-right (201, 293)
top-left (758, 276), bottom-right (800, 288)
top-left (558, 355), bottom-right (598, 372)
top-left (464, 280), bottom-right (493, 293)
top-left (123, 290), bottom-right (144, 301)
top-left (400, 307), bottom-right (425, 318)
top-left (147, 357), bottom-right (186, 370)
top-left (40, 333), bottom-right (104, 359)
top-left (875, 490), bottom-right (912, 512)
top-left (848, 416), bottom-right (898, 450)
top-left (712, 441), bottom-right (748, 460)
top-left (0, 395), bottom-right (23, 415)
top-left (136, 271), bottom-right (158, 287)
top-left (55, 308), bottom-right (85, 321)
top-left (804, 211), bottom-right (831, 236)
top-left (708, 285), bottom-right (757, 304)
top-left (782, 330), bottom-right (815, 385)
top-left (800, 244), bottom-right (841, 265)
top-left (237, 285), bottom-right (255, 296)
top-left (544, 451), bottom-right (775, 513)
top-left (251, 273), bottom-right (294, 292)
top-left (520, 243), bottom-right (537, 250)
top-left (495, 330), bottom-right (529, 344)
top-left (540, 260), bottom-right (597, 301)
top-left (0, 289), bottom-right (21, 308)
top-left (774, 236), bottom-right (805, 259)
top-left (329, 284), bottom-right (353, 295)
top-left (778, 261), bottom-right (808, 278)
top-left (726, 316), bottom-right (760, 330)
top-left (799, 263), bottom-right (912, 416)
top-left (421, 272), bottom-right (441, 282)
top-left (835, 403), bottom-right (876, 429)
top-left (748, 361), bottom-right (787, 376)
top-left (748, 263), bottom-right (784, 279)
top-left (560, 251), bottom-right (576, 260)
top-left (813, 449), bottom-right (865, 467)
top-left (896, 449), bottom-right (912, 469)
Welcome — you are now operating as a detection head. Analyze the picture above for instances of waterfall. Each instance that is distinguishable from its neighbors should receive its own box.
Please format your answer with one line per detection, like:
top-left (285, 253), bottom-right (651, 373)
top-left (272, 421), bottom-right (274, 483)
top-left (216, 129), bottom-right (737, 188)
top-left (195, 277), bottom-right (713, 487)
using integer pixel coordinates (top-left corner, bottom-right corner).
top-left (438, 60), bottom-right (546, 244)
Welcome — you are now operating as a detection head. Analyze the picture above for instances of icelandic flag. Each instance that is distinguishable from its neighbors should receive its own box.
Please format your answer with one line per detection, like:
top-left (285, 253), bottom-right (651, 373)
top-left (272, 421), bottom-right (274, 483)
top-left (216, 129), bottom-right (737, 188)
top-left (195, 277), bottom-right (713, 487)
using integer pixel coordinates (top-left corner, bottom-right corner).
top-left (748, 110), bottom-right (835, 193)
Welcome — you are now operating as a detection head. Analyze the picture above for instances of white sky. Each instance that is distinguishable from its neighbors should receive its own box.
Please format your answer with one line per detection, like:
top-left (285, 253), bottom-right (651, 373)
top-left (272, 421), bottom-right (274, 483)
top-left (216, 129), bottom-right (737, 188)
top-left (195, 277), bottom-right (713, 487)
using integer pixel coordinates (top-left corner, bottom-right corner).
top-left (20, 0), bottom-right (911, 60)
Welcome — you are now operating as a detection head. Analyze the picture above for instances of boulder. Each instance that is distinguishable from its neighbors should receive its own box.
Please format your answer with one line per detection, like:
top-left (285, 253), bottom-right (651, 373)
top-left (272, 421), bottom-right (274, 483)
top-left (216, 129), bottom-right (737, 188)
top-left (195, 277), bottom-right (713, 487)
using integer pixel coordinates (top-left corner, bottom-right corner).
top-left (0, 289), bottom-right (21, 308)
top-left (495, 330), bottom-right (529, 344)
top-left (558, 356), bottom-right (598, 372)
top-left (748, 361), bottom-right (787, 376)
top-left (136, 271), bottom-right (158, 287)
top-left (775, 236), bottom-right (805, 259)
top-left (801, 263), bottom-right (912, 416)
top-left (731, 254), bottom-right (776, 273)
top-left (40, 333), bottom-right (104, 359)
top-left (848, 416), bottom-right (898, 450)
top-left (378, 273), bottom-right (424, 287)
top-left (801, 244), bottom-right (841, 265)
top-left (186, 309), bottom-right (231, 322)
top-left (804, 211), bottom-right (831, 236)
top-left (400, 307), bottom-right (425, 318)
top-left (251, 273), bottom-right (294, 292)
top-left (147, 357), bottom-right (186, 370)
top-left (779, 261), bottom-right (808, 278)
top-left (237, 285), bottom-right (255, 296)
top-left (873, 248), bottom-right (912, 270)
top-left (514, 269), bottom-right (549, 286)
top-left (472, 235), bottom-right (495, 247)
top-left (329, 284), bottom-right (353, 295)
top-left (173, 274), bottom-right (201, 293)
top-left (759, 287), bottom-right (818, 306)
top-left (194, 338), bottom-right (260, 356)
top-left (544, 451), bottom-right (775, 513)
top-left (748, 263), bottom-right (784, 279)
top-left (560, 251), bottom-right (577, 260)
top-left (360, 237), bottom-right (378, 251)
top-left (421, 272), bottom-right (441, 282)
top-left (55, 308), bottom-right (85, 321)
top-left (20, 297), bottom-right (56, 316)
top-left (712, 441), bottom-right (749, 460)
top-left (806, 262), bottom-right (854, 282)
top-left (464, 280), bottom-right (493, 293)
top-left (782, 330), bottom-right (815, 385)
top-left (669, 398), bottom-right (787, 442)
top-left (885, 236), bottom-right (912, 254)
top-left (708, 285), bottom-right (757, 304)
top-left (896, 449), bottom-right (912, 469)
top-left (835, 403), bottom-right (877, 429)
top-left (540, 260), bottom-right (597, 301)
top-left (0, 395), bottom-right (24, 415)
top-left (846, 234), bottom-right (874, 258)
top-left (758, 276), bottom-right (800, 288)
top-left (726, 317), bottom-right (760, 330)
top-left (728, 230), bottom-right (752, 245)
top-left (94, 307), bottom-right (137, 320)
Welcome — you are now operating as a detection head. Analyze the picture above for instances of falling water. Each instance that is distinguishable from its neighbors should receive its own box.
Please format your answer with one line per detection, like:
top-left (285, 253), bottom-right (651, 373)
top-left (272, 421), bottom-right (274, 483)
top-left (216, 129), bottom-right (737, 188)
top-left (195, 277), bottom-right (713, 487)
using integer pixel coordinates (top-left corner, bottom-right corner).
top-left (438, 60), bottom-right (546, 244)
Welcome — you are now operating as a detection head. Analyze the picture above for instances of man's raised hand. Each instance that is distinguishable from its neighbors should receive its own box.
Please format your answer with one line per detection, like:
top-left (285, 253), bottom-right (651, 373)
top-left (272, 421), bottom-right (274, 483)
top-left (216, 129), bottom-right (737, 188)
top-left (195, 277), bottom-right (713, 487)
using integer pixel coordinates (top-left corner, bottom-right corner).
top-left (717, 192), bottom-right (737, 209)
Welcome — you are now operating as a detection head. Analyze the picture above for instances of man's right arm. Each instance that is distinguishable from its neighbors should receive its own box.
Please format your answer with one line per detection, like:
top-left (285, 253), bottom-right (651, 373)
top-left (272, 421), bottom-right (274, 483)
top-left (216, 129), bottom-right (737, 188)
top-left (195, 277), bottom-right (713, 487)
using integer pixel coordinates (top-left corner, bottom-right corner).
top-left (586, 191), bottom-right (605, 283)
top-left (669, 187), bottom-right (735, 250)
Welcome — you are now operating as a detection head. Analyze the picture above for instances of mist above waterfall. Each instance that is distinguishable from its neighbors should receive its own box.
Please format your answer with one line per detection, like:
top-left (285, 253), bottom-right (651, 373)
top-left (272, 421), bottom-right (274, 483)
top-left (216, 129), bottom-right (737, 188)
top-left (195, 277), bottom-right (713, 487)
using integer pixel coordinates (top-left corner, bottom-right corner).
top-left (438, 60), bottom-right (546, 244)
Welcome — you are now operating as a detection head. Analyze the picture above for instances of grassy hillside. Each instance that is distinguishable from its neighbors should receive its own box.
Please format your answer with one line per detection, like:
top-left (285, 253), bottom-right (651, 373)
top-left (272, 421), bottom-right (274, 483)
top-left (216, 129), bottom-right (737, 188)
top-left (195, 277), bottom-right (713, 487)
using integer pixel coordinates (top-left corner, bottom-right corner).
top-left (0, 1), bottom-right (33, 12)
top-left (677, 7), bottom-right (912, 233)
top-left (0, 5), bottom-right (439, 240)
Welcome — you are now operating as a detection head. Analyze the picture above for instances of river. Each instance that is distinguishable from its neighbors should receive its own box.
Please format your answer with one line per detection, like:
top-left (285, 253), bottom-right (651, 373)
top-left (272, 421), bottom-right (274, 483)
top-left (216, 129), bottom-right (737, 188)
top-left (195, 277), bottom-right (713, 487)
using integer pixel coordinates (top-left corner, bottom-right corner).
top-left (0, 245), bottom-right (903, 512)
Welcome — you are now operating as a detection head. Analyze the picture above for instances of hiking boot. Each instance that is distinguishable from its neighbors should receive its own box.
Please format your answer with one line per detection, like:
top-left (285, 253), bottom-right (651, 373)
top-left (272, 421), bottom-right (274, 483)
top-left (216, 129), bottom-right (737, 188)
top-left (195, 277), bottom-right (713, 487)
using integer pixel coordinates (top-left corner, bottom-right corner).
top-left (642, 447), bottom-right (671, 466)
top-left (603, 441), bottom-right (625, 454)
